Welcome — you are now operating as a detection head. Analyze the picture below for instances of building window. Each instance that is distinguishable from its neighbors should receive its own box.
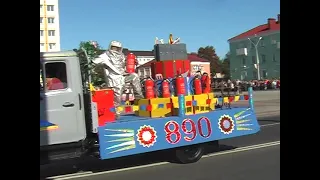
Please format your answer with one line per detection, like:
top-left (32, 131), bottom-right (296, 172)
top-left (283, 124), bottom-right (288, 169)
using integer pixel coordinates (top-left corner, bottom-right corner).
top-left (40, 43), bottom-right (44, 48)
top-left (40, 17), bottom-right (43, 23)
top-left (262, 70), bottom-right (267, 79)
top-left (252, 56), bottom-right (256, 64)
top-left (272, 54), bottom-right (276, 62)
top-left (48, 30), bottom-right (55, 36)
top-left (40, 30), bottom-right (44, 36)
top-left (48, 17), bottom-right (54, 24)
top-left (145, 68), bottom-right (151, 77)
top-left (260, 39), bottom-right (265, 47)
top-left (49, 43), bottom-right (56, 50)
top-left (40, 5), bottom-right (43, 10)
top-left (240, 71), bottom-right (247, 80)
top-left (242, 57), bottom-right (246, 65)
top-left (261, 54), bottom-right (266, 64)
top-left (247, 42), bottom-right (252, 49)
top-left (252, 71), bottom-right (257, 79)
top-left (47, 5), bottom-right (54, 11)
top-left (139, 69), bottom-right (144, 78)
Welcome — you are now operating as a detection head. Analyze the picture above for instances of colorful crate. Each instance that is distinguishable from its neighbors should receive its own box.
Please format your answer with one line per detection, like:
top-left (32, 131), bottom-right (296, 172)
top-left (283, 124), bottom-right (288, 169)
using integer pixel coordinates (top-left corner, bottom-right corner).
top-left (216, 95), bottom-right (249, 104)
top-left (171, 95), bottom-right (194, 115)
top-left (117, 105), bottom-right (139, 115)
top-left (135, 98), bottom-right (172, 118)
top-left (193, 93), bottom-right (216, 114)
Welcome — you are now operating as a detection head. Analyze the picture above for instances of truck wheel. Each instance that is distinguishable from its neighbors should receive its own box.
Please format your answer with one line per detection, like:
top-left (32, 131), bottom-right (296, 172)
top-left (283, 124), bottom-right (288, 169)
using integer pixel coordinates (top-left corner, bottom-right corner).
top-left (174, 144), bottom-right (205, 164)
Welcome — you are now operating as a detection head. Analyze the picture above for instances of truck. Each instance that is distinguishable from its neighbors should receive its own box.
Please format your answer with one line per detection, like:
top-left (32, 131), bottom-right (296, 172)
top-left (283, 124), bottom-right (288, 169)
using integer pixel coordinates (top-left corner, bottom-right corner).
top-left (40, 50), bottom-right (260, 165)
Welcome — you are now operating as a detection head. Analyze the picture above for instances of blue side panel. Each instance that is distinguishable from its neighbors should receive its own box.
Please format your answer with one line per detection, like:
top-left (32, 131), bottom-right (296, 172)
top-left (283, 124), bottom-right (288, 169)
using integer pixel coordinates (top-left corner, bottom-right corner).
top-left (98, 107), bottom-right (260, 160)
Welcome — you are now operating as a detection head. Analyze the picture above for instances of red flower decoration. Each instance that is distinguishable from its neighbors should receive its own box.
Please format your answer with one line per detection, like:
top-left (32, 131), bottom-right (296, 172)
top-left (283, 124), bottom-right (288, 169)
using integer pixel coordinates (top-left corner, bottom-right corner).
top-left (136, 125), bottom-right (157, 147)
top-left (218, 115), bottom-right (235, 134)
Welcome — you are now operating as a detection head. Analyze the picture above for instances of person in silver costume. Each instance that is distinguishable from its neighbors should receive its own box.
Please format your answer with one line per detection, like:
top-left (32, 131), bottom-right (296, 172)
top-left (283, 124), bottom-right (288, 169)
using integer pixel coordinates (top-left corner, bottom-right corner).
top-left (93, 41), bottom-right (144, 114)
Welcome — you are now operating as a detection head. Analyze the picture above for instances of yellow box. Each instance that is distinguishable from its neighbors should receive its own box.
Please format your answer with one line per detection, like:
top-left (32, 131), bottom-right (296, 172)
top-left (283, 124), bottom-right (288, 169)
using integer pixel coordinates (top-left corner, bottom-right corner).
top-left (207, 92), bottom-right (215, 99)
top-left (171, 95), bottom-right (194, 116)
top-left (193, 93), bottom-right (216, 114)
top-left (135, 98), bottom-right (172, 118)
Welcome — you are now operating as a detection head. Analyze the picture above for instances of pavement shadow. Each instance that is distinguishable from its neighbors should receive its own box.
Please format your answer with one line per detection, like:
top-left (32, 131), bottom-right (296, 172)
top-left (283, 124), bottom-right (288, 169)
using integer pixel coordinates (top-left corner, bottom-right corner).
top-left (40, 143), bottom-right (236, 179)
top-left (258, 115), bottom-right (280, 123)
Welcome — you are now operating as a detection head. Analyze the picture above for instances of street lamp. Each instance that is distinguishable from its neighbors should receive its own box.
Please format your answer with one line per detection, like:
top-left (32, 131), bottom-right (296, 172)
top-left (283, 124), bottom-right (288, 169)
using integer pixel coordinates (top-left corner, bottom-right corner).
top-left (248, 36), bottom-right (262, 80)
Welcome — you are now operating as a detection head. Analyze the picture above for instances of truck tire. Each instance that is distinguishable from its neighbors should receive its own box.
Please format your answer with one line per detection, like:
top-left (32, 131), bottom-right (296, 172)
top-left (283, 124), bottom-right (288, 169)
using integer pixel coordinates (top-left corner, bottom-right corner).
top-left (174, 144), bottom-right (205, 164)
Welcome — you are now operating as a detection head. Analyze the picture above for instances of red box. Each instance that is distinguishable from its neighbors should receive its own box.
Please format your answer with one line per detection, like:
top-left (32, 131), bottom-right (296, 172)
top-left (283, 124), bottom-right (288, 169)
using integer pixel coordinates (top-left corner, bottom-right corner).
top-left (151, 60), bottom-right (190, 79)
top-left (91, 89), bottom-right (116, 126)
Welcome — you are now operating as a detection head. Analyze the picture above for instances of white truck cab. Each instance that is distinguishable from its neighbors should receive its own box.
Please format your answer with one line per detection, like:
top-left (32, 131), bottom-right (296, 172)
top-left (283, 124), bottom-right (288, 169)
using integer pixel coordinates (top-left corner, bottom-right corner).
top-left (40, 51), bottom-right (89, 161)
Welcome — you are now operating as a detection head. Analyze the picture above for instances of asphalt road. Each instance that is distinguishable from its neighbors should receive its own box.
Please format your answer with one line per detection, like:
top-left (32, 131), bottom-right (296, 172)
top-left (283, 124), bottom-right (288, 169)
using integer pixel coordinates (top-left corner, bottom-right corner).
top-left (42, 92), bottom-right (280, 180)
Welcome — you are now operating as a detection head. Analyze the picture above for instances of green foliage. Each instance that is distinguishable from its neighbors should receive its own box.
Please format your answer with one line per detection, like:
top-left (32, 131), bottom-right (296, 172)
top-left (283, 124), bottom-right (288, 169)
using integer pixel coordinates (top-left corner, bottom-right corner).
top-left (197, 46), bottom-right (221, 76)
top-left (221, 53), bottom-right (230, 79)
top-left (74, 41), bottom-right (106, 87)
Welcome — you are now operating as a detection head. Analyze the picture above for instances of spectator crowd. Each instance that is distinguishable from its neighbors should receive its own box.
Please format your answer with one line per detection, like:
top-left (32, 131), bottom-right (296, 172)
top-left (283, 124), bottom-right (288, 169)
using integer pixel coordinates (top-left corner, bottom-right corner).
top-left (212, 78), bottom-right (280, 95)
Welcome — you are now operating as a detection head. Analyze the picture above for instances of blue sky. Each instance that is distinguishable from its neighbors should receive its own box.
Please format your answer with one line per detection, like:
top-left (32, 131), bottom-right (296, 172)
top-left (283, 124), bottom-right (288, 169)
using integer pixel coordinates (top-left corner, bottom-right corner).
top-left (59, 0), bottom-right (279, 58)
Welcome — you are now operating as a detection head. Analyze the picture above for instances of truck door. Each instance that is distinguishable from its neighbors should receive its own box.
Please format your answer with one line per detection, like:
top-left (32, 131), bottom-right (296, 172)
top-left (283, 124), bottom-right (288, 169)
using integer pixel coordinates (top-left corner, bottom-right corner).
top-left (40, 60), bottom-right (85, 146)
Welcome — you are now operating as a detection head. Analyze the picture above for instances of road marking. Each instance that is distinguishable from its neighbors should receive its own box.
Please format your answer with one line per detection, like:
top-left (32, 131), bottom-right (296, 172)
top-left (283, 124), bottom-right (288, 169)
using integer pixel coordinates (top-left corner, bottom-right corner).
top-left (49, 141), bottom-right (280, 180)
top-left (257, 111), bottom-right (280, 117)
top-left (261, 122), bottom-right (280, 127)
top-left (204, 141), bottom-right (279, 158)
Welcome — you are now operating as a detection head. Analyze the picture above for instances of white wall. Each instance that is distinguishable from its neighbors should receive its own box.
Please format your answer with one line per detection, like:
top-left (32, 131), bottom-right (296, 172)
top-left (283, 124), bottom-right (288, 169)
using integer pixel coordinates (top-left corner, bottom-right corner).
top-left (137, 56), bottom-right (154, 66)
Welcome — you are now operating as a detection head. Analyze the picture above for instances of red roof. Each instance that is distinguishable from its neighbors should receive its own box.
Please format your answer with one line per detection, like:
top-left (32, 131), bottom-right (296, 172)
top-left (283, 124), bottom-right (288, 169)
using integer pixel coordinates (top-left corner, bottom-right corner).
top-left (188, 54), bottom-right (209, 62)
top-left (138, 54), bottom-right (209, 68)
top-left (138, 59), bottom-right (155, 68)
top-left (228, 15), bottom-right (280, 41)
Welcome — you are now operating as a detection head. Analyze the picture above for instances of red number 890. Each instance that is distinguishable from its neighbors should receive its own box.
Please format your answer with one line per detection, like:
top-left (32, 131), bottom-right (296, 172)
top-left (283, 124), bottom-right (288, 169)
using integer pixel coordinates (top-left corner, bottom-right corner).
top-left (164, 117), bottom-right (212, 144)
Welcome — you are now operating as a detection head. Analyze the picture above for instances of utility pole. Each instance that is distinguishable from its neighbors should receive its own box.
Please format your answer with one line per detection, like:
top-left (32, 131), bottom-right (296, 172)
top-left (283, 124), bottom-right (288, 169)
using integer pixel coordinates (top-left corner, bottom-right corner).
top-left (248, 36), bottom-right (262, 80)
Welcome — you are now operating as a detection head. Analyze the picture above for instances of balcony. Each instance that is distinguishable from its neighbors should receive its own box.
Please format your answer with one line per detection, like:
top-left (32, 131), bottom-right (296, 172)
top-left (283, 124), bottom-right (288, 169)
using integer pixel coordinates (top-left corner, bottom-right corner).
top-left (277, 42), bottom-right (280, 49)
top-left (236, 48), bottom-right (248, 56)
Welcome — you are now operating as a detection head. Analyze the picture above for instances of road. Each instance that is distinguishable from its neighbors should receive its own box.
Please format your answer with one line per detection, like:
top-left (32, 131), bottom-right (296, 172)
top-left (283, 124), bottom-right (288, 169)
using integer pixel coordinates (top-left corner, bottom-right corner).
top-left (42, 91), bottom-right (280, 180)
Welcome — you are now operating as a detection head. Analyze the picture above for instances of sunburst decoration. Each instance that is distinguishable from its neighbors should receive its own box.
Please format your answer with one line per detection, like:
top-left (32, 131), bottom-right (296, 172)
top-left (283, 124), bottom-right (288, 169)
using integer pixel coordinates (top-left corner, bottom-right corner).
top-left (234, 109), bottom-right (253, 131)
top-left (136, 125), bottom-right (157, 148)
top-left (234, 108), bottom-right (250, 118)
top-left (218, 115), bottom-right (235, 134)
top-left (104, 129), bottom-right (136, 154)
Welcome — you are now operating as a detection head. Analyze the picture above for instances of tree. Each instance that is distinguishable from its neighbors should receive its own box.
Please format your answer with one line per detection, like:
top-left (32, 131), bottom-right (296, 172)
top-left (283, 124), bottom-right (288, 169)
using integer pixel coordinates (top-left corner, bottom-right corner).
top-left (197, 46), bottom-right (221, 77)
top-left (73, 41), bottom-right (106, 88)
top-left (221, 52), bottom-right (230, 79)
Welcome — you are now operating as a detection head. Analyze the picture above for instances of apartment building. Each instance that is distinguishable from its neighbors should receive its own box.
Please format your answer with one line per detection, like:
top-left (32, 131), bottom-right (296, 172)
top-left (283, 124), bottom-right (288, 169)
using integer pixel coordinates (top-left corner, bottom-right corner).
top-left (228, 14), bottom-right (280, 80)
top-left (40, 0), bottom-right (61, 52)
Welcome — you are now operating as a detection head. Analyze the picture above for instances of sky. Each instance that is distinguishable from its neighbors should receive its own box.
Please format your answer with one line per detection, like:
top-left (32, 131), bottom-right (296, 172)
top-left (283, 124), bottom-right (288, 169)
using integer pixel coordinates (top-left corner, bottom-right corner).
top-left (59, 0), bottom-right (280, 58)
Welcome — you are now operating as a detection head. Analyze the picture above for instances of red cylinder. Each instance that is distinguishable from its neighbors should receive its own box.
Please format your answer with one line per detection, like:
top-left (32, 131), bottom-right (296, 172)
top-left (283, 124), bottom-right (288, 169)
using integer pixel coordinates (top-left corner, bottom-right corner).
top-left (201, 73), bottom-right (211, 93)
top-left (162, 79), bottom-right (171, 98)
top-left (194, 77), bottom-right (202, 95)
top-left (176, 76), bottom-right (186, 95)
top-left (144, 78), bottom-right (155, 99)
top-left (126, 53), bottom-right (136, 73)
